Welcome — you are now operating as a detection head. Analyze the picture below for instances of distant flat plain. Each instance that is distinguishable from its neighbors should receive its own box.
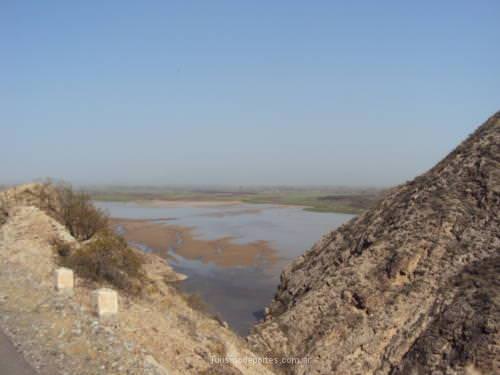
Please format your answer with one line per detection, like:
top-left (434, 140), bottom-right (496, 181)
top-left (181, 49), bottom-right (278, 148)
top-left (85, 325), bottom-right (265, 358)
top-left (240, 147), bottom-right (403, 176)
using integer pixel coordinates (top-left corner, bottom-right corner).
top-left (90, 186), bottom-right (383, 214)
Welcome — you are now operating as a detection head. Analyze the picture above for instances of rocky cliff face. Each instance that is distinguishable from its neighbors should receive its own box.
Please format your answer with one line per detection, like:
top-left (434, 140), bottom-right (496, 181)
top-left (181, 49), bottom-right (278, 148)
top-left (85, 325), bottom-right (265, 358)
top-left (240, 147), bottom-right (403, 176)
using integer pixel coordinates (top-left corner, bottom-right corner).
top-left (248, 112), bottom-right (500, 375)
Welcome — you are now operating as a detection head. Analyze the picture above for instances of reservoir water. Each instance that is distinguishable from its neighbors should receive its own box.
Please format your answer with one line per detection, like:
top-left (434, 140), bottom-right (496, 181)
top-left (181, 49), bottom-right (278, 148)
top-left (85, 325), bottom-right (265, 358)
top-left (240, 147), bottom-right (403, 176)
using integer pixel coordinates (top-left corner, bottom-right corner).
top-left (96, 201), bottom-right (354, 334)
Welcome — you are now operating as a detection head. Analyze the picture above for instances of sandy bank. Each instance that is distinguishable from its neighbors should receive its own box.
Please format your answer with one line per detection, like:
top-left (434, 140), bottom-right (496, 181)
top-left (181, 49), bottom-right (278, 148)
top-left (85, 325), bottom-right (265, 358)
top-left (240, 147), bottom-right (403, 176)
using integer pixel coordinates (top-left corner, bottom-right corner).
top-left (110, 218), bottom-right (279, 268)
top-left (141, 199), bottom-right (244, 208)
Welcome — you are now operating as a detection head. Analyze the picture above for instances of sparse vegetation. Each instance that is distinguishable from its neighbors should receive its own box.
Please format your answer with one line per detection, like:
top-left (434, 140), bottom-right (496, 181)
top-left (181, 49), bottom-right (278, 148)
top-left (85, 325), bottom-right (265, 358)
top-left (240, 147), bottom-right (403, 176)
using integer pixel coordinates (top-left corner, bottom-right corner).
top-left (37, 182), bottom-right (109, 241)
top-left (50, 237), bottom-right (73, 257)
top-left (4, 181), bottom-right (146, 294)
top-left (58, 230), bottom-right (145, 294)
top-left (0, 194), bottom-right (10, 226)
top-left (56, 184), bottom-right (109, 241)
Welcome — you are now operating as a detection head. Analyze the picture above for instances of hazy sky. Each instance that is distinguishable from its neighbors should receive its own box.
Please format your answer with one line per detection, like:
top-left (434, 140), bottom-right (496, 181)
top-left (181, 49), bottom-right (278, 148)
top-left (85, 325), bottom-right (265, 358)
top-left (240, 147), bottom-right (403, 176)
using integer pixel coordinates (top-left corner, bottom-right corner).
top-left (2, 1), bottom-right (499, 187)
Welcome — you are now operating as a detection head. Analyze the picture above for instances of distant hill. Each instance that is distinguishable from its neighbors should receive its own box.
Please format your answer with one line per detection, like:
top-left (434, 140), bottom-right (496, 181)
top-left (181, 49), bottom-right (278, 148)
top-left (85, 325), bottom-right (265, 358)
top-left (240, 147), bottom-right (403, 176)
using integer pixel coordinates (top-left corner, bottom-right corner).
top-left (248, 112), bottom-right (500, 374)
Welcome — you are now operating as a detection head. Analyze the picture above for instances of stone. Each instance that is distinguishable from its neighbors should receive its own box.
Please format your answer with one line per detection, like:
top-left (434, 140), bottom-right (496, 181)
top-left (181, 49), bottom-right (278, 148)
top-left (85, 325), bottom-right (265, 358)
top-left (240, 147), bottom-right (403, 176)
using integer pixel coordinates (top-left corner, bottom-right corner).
top-left (54, 268), bottom-right (74, 292)
top-left (92, 288), bottom-right (118, 317)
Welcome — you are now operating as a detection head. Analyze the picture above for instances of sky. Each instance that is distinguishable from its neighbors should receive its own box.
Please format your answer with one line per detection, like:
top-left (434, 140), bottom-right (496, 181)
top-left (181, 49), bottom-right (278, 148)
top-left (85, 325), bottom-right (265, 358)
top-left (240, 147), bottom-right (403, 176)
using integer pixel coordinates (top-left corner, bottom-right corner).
top-left (1, 1), bottom-right (499, 187)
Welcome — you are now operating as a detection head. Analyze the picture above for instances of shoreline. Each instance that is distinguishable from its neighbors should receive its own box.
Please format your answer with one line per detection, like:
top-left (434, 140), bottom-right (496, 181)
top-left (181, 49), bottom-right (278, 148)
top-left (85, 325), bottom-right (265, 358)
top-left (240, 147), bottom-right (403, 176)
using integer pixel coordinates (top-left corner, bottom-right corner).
top-left (100, 198), bottom-right (303, 210)
top-left (139, 199), bottom-right (245, 208)
top-left (93, 192), bottom-right (374, 214)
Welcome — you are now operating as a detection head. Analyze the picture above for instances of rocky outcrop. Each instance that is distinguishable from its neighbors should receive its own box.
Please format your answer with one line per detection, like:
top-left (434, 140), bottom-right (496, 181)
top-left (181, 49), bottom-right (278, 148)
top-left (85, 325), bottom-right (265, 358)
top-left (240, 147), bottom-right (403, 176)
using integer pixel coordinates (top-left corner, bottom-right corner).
top-left (392, 255), bottom-right (499, 375)
top-left (248, 112), bottom-right (500, 374)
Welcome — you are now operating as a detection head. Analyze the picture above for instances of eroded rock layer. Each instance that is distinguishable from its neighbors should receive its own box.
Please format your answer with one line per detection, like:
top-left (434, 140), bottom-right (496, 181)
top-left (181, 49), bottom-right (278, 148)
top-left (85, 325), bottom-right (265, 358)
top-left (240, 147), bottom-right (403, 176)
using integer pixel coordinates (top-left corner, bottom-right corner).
top-left (248, 112), bottom-right (500, 375)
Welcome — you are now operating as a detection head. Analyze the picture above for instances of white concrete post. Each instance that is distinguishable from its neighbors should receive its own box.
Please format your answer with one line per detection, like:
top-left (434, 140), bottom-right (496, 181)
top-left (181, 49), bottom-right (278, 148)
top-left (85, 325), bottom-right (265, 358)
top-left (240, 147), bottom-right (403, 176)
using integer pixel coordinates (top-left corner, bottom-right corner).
top-left (55, 268), bottom-right (74, 292)
top-left (93, 288), bottom-right (118, 317)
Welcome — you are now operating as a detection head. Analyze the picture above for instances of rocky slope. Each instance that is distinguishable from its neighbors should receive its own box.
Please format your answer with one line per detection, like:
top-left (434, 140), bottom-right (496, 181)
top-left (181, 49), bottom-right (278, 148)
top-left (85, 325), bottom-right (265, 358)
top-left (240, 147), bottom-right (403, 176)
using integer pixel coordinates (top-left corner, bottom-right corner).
top-left (248, 112), bottom-right (500, 375)
top-left (0, 185), bottom-right (275, 375)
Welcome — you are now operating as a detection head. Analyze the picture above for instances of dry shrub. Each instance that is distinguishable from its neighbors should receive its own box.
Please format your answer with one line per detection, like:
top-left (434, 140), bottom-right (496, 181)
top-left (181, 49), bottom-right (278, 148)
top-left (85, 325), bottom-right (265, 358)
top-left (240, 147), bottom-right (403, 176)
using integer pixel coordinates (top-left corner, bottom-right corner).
top-left (27, 180), bottom-right (108, 241)
top-left (43, 181), bottom-right (145, 294)
top-left (32, 180), bottom-right (60, 214)
top-left (0, 180), bottom-right (107, 240)
top-left (50, 237), bottom-right (74, 257)
top-left (52, 183), bottom-right (108, 241)
top-left (0, 194), bottom-right (9, 226)
top-left (60, 231), bottom-right (145, 294)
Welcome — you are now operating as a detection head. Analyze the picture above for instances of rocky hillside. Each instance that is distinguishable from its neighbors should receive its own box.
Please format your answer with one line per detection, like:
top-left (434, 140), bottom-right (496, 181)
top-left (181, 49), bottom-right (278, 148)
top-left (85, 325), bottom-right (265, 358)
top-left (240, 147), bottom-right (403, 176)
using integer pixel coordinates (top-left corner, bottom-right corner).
top-left (248, 112), bottom-right (500, 374)
top-left (0, 184), bottom-right (275, 375)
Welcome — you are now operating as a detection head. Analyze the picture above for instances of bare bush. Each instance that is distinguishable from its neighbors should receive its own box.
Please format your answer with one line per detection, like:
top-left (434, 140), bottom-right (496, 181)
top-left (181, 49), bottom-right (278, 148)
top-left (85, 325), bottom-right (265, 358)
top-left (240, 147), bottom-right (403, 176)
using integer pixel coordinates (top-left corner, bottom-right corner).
top-left (50, 237), bottom-right (74, 257)
top-left (31, 181), bottom-right (108, 241)
top-left (59, 230), bottom-right (145, 294)
top-left (54, 184), bottom-right (109, 241)
top-left (0, 194), bottom-right (10, 226)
